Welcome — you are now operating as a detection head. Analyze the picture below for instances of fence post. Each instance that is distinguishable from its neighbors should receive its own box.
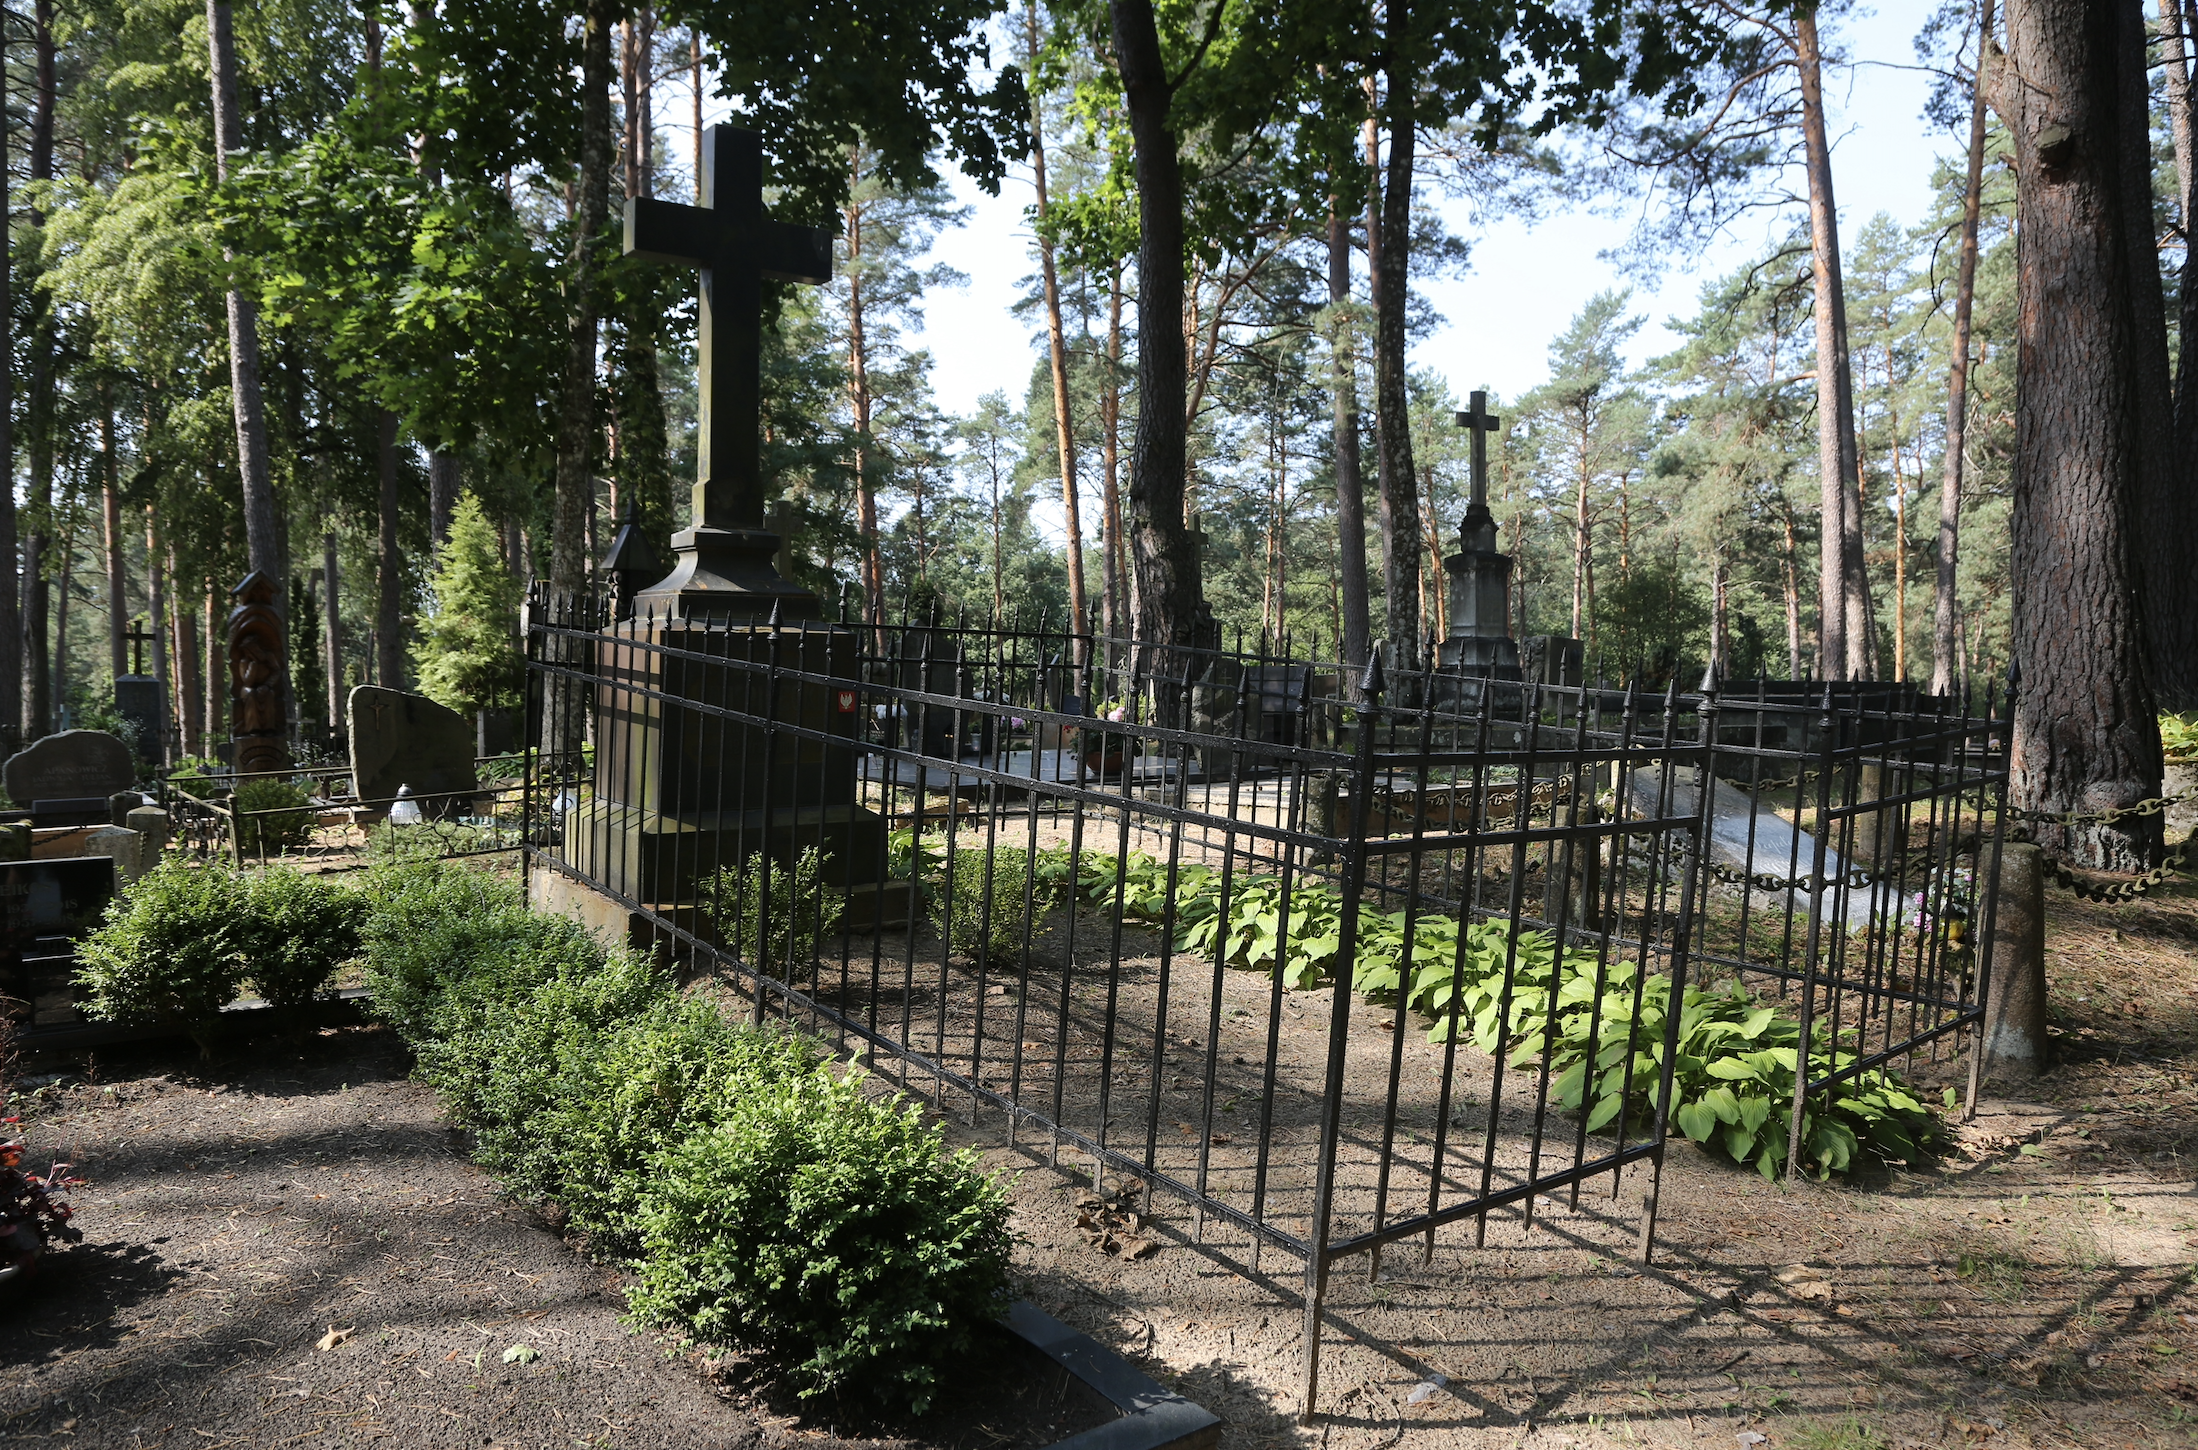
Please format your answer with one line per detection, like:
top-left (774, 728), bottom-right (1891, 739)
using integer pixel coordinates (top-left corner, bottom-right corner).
top-left (1788, 685), bottom-right (1838, 1181)
top-left (1977, 843), bottom-right (2048, 1081)
top-left (1299, 650), bottom-right (1382, 1427)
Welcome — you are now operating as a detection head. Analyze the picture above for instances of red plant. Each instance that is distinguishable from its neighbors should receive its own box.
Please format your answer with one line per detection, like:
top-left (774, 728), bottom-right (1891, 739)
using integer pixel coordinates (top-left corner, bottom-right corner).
top-left (1, 1123), bottom-right (82, 1275)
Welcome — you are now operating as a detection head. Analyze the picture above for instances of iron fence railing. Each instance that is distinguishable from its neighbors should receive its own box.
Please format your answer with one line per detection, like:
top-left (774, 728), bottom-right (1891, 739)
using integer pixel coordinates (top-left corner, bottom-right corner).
top-left (520, 588), bottom-right (2006, 1420)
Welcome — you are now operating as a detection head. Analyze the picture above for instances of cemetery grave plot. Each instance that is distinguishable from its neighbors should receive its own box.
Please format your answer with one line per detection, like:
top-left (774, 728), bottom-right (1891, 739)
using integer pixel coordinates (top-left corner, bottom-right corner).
top-left (0, 1026), bottom-right (1113, 1450)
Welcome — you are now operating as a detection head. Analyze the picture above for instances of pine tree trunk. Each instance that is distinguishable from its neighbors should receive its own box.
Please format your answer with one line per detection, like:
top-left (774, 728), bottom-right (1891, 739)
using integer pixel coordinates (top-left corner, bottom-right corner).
top-left (172, 551), bottom-right (200, 759)
top-left (845, 166), bottom-right (883, 636)
top-left (1370, 40), bottom-right (1422, 674)
top-left (203, 578), bottom-right (224, 742)
top-left (0, 15), bottom-right (16, 744)
top-left (1998, 0), bottom-right (2165, 870)
top-left (1109, 0), bottom-right (1204, 673)
top-left (22, 0), bottom-right (55, 738)
top-left (1029, 2), bottom-right (1087, 663)
top-left (1934, 0), bottom-right (1993, 698)
top-left (2136, 0), bottom-right (2198, 710)
top-left (377, 410), bottom-right (404, 687)
top-left (1328, 201), bottom-right (1372, 684)
top-left (207, 0), bottom-right (282, 584)
top-left (1102, 262), bottom-right (1126, 653)
top-left (146, 511), bottom-right (169, 764)
top-left (102, 402), bottom-right (125, 685)
top-left (323, 531), bottom-right (342, 729)
top-left (550, 0), bottom-right (615, 592)
top-left (1795, 11), bottom-right (1870, 682)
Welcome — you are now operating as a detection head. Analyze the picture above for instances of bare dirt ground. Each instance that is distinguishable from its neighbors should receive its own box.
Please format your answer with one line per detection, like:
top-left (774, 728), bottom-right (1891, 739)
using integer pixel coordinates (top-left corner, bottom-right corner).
top-left (953, 873), bottom-right (2198, 1450)
top-left (9, 834), bottom-right (2195, 1450)
top-left (0, 1028), bottom-right (1107, 1450)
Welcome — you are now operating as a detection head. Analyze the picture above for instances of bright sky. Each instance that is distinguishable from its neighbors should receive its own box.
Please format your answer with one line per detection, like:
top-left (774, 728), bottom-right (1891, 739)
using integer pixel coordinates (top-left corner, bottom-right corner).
top-left (675, 5), bottom-right (1959, 533)
top-left (897, 3), bottom-right (1951, 413)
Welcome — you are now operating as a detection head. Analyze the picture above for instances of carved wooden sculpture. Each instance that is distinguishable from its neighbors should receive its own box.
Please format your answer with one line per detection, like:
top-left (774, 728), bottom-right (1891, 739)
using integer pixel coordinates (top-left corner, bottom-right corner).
top-left (227, 570), bottom-right (290, 775)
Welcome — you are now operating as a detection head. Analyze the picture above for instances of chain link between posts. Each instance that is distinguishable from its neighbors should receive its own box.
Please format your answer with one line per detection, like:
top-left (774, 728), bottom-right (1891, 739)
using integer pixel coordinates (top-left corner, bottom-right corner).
top-left (2006, 788), bottom-right (2197, 903)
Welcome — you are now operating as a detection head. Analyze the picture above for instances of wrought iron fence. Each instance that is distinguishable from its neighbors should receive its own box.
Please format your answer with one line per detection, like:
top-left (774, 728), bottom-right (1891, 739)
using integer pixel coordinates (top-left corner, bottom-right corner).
top-left (521, 589), bottom-right (2006, 1419)
top-left (163, 761), bottom-right (529, 869)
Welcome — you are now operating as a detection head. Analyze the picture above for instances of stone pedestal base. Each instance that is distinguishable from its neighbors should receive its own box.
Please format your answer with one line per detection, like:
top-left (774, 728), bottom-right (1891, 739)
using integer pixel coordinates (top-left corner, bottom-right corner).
top-left (563, 799), bottom-right (909, 929)
top-left (1437, 635), bottom-right (1522, 679)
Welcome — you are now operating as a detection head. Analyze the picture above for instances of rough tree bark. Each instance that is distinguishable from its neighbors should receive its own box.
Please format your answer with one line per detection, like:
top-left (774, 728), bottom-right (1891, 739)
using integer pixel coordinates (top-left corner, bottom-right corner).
top-left (1795, 9), bottom-right (1871, 681)
top-left (1933, 0), bottom-right (1994, 698)
top-left (1994, 0), bottom-right (2164, 870)
top-left (207, 0), bottom-right (281, 582)
top-left (1370, 23), bottom-right (1422, 675)
top-left (550, 0), bottom-right (616, 592)
top-left (1108, 0), bottom-right (1204, 672)
top-left (0, 15), bottom-right (18, 742)
top-left (1328, 200), bottom-right (1372, 685)
top-left (146, 511), bottom-right (169, 764)
top-left (1029, 2), bottom-right (1087, 661)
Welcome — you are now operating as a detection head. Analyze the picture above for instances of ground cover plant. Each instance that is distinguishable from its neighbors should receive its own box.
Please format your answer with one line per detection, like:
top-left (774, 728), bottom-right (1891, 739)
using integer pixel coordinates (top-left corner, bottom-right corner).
top-left (360, 860), bottom-right (1014, 1413)
top-left (1039, 846), bottom-right (1939, 1179)
top-left (74, 859), bottom-right (365, 1053)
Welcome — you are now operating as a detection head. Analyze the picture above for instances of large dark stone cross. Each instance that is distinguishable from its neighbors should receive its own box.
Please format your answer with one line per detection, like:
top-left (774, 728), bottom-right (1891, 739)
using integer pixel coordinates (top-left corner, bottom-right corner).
top-left (1454, 389), bottom-right (1503, 518)
top-left (622, 124), bottom-right (832, 619)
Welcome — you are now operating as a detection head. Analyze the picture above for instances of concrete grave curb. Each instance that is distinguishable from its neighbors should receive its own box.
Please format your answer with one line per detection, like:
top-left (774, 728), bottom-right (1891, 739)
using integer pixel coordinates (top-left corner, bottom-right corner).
top-left (1004, 1300), bottom-right (1224, 1450)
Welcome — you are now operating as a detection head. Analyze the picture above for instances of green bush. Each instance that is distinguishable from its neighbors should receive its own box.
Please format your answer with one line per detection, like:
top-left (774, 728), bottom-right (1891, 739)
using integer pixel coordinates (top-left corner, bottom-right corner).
top-left (362, 859), bottom-right (1015, 1409)
top-left (426, 956), bottom-right (824, 1252)
top-left (928, 843), bottom-right (1038, 965)
top-left (696, 848), bottom-right (846, 975)
top-left (76, 861), bottom-right (364, 1052)
top-left (232, 776), bottom-right (315, 855)
top-left (628, 1062), bottom-right (1013, 1413)
top-left (76, 861), bottom-right (251, 1050)
top-left (166, 756), bottom-right (228, 801)
top-left (358, 860), bottom-right (600, 1044)
top-left (234, 869), bottom-right (370, 1019)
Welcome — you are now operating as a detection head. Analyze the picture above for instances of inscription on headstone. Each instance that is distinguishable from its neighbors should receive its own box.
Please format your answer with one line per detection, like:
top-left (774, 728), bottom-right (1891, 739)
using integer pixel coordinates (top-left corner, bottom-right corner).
top-left (4, 730), bottom-right (136, 813)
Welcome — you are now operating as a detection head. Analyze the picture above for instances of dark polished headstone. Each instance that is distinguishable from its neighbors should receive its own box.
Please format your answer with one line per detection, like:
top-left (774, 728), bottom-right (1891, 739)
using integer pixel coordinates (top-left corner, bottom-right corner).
top-left (0, 856), bottom-right (119, 1028)
top-left (114, 675), bottom-right (164, 762)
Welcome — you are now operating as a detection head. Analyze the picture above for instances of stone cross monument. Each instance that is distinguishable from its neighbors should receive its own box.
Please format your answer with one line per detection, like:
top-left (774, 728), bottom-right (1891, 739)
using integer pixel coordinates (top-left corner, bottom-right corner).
top-left (1437, 391), bottom-right (1522, 679)
top-left (622, 125), bottom-right (831, 620)
top-left (565, 126), bottom-right (899, 926)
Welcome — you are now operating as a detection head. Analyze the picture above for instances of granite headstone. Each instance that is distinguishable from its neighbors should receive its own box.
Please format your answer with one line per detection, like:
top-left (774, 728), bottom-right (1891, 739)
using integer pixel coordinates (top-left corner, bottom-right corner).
top-left (4, 730), bottom-right (136, 821)
top-left (348, 686), bottom-right (478, 814)
top-left (113, 675), bottom-right (163, 762)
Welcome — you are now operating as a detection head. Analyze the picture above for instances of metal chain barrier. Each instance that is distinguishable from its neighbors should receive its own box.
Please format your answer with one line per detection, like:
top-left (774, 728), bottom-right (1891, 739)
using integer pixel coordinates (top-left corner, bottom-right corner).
top-left (2005, 789), bottom-right (2196, 904)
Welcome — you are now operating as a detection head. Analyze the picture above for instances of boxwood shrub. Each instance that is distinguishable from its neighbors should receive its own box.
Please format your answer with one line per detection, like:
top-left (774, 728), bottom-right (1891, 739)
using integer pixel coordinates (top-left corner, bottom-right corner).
top-left (362, 860), bottom-right (1015, 1412)
top-left (76, 860), bottom-right (364, 1053)
top-left (628, 1062), bottom-right (1013, 1413)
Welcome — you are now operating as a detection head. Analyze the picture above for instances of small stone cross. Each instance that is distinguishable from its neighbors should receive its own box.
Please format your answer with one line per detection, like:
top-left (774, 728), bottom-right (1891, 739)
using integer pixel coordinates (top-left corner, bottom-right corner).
top-left (125, 619), bottom-right (157, 676)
